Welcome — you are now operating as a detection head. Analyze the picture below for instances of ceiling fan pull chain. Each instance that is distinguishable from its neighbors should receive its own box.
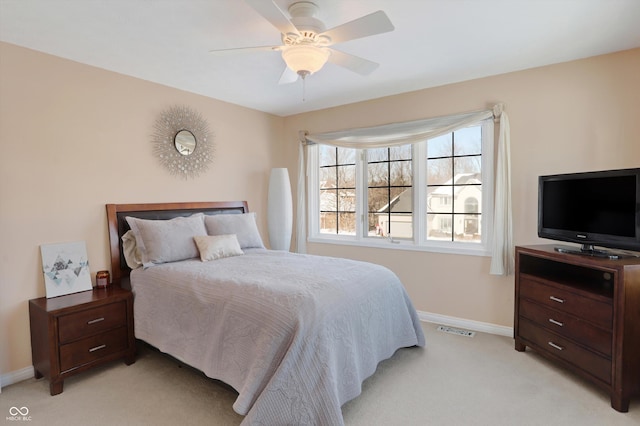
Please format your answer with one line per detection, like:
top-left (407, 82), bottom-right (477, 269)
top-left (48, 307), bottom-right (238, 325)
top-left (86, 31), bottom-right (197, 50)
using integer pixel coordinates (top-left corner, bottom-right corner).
top-left (302, 74), bottom-right (306, 102)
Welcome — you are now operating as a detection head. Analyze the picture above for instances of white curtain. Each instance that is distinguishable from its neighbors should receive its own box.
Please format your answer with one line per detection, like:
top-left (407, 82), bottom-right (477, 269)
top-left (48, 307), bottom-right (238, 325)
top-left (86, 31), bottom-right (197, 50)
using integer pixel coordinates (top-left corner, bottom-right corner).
top-left (304, 110), bottom-right (493, 148)
top-left (296, 140), bottom-right (307, 253)
top-left (489, 104), bottom-right (513, 275)
top-left (296, 106), bottom-right (513, 275)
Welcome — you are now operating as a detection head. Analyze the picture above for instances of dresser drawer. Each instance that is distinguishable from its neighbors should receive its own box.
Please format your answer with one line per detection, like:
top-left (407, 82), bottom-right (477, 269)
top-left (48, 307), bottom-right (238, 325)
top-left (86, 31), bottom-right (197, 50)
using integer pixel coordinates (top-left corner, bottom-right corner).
top-left (59, 326), bottom-right (128, 373)
top-left (519, 277), bottom-right (612, 329)
top-left (519, 299), bottom-right (612, 357)
top-left (519, 318), bottom-right (611, 384)
top-left (58, 301), bottom-right (126, 343)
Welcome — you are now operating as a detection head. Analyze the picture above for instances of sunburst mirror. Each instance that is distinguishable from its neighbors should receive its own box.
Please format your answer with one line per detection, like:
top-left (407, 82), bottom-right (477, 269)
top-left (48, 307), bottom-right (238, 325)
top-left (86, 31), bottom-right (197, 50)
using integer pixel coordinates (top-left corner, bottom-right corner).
top-left (152, 106), bottom-right (214, 179)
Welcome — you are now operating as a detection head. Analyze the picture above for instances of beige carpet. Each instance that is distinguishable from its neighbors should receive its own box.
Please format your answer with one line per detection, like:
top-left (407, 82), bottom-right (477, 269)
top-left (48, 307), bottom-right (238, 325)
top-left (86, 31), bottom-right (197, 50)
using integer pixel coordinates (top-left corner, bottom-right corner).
top-left (2, 322), bottom-right (638, 425)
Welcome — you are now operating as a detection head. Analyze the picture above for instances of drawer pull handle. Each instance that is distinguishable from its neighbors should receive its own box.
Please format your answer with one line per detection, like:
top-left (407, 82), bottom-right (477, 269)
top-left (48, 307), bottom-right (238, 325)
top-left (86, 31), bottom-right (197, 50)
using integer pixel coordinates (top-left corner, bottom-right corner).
top-left (548, 318), bottom-right (564, 327)
top-left (549, 296), bottom-right (565, 303)
top-left (87, 317), bottom-right (105, 325)
top-left (89, 344), bottom-right (107, 353)
top-left (548, 341), bottom-right (564, 351)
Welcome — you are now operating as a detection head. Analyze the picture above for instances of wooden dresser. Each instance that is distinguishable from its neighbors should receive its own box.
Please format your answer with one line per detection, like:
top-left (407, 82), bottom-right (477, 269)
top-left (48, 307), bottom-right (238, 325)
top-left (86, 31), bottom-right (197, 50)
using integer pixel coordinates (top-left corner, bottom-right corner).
top-left (29, 286), bottom-right (136, 395)
top-left (514, 245), bottom-right (640, 412)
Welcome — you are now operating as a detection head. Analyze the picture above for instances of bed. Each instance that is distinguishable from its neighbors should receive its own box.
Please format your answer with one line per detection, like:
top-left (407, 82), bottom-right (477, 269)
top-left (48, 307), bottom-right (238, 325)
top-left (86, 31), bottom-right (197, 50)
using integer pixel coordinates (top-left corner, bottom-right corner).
top-left (106, 201), bottom-right (425, 425)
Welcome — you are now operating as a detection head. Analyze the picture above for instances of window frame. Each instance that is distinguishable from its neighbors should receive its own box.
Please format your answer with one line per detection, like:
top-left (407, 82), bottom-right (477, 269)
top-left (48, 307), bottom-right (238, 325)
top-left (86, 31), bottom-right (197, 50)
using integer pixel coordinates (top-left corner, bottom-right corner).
top-left (307, 118), bottom-right (494, 256)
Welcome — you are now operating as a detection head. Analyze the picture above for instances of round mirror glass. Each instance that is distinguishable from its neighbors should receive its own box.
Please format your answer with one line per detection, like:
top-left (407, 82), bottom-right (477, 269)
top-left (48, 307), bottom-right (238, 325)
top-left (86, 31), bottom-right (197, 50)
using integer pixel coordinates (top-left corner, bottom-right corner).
top-left (174, 130), bottom-right (196, 156)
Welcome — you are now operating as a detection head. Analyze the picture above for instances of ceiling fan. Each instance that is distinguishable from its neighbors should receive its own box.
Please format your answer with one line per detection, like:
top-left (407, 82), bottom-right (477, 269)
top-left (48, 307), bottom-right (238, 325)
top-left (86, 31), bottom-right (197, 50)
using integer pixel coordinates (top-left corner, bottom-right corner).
top-left (210, 0), bottom-right (395, 84)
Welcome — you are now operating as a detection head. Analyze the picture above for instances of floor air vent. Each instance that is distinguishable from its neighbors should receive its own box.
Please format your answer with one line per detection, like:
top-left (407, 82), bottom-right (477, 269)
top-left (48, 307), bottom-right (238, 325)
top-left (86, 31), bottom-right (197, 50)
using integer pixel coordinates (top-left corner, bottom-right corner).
top-left (436, 325), bottom-right (476, 337)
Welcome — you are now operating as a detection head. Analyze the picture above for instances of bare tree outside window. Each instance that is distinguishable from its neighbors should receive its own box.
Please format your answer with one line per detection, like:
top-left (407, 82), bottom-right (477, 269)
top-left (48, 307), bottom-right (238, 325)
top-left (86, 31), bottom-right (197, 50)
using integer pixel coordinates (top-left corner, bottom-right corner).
top-left (319, 146), bottom-right (356, 235)
top-left (367, 145), bottom-right (413, 238)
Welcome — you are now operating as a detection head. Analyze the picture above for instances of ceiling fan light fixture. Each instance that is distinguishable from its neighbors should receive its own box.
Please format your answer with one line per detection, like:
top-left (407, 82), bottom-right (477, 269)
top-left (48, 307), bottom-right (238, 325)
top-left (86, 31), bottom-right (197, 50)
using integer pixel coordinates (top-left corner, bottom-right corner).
top-left (281, 45), bottom-right (330, 77)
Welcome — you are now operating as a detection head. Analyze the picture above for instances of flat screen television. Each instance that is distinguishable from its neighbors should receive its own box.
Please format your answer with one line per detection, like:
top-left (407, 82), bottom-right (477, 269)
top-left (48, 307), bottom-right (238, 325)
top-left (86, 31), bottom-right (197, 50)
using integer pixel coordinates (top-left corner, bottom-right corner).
top-left (538, 168), bottom-right (640, 258)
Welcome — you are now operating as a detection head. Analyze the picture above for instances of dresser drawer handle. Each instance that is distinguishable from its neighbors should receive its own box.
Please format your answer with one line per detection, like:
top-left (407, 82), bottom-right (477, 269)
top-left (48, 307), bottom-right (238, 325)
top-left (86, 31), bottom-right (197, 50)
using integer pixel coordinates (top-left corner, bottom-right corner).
top-left (549, 296), bottom-right (565, 303)
top-left (87, 317), bottom-right (105, 325)
top-left (548, 341), bottom-right (564, 351)
top-left (548, 318), bottom-right (564, 327)
top-left (89, 344), bottom-right (107, 353)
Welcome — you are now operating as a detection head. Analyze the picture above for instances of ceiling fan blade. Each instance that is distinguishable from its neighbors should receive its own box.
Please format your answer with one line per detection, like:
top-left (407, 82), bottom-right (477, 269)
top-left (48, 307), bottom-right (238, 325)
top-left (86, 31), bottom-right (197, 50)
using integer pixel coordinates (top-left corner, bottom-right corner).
top-left (209, 45), bottom-right (283, 55)
top-left (245, 0), bottom-right (300, 36)
top-left (278, 67), bottom-right (299, 85)
top-left (321, 10), bottom-right (394, 45)
top-left (327, 48), bottom-right (379, 75)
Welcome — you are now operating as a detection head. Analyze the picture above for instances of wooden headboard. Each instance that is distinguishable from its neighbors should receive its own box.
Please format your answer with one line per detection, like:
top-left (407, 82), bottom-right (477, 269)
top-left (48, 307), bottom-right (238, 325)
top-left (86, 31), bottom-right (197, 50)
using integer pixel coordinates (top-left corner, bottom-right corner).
top-left (106, 201), bottom-right (249, 287)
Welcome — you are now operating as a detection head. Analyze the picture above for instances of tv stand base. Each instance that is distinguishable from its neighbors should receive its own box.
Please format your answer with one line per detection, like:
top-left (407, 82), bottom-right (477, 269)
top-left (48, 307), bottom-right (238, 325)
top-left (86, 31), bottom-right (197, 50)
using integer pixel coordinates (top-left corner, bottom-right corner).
top-left (554, 245), bottom-right (622, 259)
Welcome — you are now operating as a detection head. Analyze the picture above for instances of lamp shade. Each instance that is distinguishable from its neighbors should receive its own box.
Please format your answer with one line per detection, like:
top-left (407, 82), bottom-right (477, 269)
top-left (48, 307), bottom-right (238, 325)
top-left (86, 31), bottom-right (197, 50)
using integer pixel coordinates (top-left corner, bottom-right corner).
top-left (281, 45), bottom-right (330, 75)
top-left (267, 168), bottom-right (293, 251)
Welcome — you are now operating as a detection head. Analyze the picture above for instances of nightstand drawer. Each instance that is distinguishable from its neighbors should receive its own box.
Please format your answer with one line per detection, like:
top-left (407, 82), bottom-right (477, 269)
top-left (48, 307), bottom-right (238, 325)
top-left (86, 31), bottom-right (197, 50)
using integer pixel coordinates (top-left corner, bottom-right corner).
top-left (519, 278), bottom-right (612, 329)
top-left (519, 318), bottom-right (611, 384)
top-left (59, 326), bottom-right (128, 372)
top-left (58, 301), bottom-right (126, 343)
top-left (519, 299), bottom-right (612, 357)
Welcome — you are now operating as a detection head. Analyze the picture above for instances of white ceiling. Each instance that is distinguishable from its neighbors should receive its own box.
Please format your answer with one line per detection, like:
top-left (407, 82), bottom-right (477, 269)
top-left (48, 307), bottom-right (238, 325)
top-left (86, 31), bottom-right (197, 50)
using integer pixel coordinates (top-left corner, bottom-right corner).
top-left (2, 0), bottom-right (640, 117)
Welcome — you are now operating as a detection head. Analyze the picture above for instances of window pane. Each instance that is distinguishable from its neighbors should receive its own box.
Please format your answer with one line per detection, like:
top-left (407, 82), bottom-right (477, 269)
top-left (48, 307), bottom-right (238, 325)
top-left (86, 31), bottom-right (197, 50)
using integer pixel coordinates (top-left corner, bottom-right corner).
top-left (427, 213), bottom-right (452, 241)
top-left (337, 165), bottom-right (356, 187)
top-left (368, 188), bottom-right (390, 212)
top-left (337, 147), bottom-right (356, 164)
top-left (367, 162), bottom-right (389, 186)
top-left (367, 148), bottom-right (388, 162)
top-left (319, 146), bottom-right (336, 167)
top-left (454, 214), bottom-right (482, 242)
top-left (428, 134), bottom-right (452, 158)
top-left (427, 158), bottom-right (452, 185)
top-left (388, 213), bottom-right (412, 238)
top-left (454, 156), bottom-right (481, 175)
top-left (338, 213), bottom-right (356, 235)
top-left (367, 213), bottom-right (381, 236)
top-left (320, 212), bottom-right (337, 234)
top-left (320, 188), bottom-right (337, 211)
top-left (427, 186), bottom-right (453, 213)
top-left (390, 187), bottom-right (412, 212)
top-left (319, 167), bottom-right (335, 186)
top-left (454, 188), bottom-right (482, 214)
top-left (390, 161), bottom-right (412, 185)
top-left (338, 189), bottom-right (356, 212)
top-left (453, 126), bottom-right (481, 156)
top-left (390, 145), bottom-right (412, 160)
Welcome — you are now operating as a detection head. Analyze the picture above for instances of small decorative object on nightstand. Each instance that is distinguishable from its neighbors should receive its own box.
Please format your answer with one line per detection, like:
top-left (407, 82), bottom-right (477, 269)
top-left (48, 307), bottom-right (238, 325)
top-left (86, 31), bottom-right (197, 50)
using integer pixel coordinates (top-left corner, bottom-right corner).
top-left (29, 286), bottom-right (135, 395)
top-left (95, 270), bottom-right (110, 288)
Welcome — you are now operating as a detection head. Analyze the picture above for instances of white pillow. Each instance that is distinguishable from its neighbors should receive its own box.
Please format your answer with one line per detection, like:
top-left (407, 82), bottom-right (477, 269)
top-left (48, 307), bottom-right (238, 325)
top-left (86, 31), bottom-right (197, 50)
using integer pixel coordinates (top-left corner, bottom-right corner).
top-left (204, 213), bottom-right (265, 249)
top-left (126, 213), bottom-right (207, 267)
top-left (121, 230), bottom-right (143, 269)
top-left (194, 234), bottom-right (243, 261)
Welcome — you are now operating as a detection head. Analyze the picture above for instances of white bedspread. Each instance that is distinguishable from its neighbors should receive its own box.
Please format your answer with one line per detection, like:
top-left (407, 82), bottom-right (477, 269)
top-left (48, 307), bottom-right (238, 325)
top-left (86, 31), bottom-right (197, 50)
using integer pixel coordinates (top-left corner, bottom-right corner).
top-left (131, 249), bottom-right (425, 425)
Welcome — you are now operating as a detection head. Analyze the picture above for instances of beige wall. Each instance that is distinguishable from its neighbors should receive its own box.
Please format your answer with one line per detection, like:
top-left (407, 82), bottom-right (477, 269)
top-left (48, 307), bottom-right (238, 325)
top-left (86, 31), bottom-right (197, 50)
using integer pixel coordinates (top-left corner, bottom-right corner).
top-left (283, 48), bottom-right (640, 329)
top-left (2, 41), bottom-right (639, 379)
top-left (0, 42), bottom-right (284, 375)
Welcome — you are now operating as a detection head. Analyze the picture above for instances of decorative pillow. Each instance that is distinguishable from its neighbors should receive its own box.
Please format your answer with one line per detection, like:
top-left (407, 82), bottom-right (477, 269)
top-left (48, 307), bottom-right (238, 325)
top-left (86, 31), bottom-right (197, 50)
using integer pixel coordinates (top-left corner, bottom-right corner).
top-left (126, 213), bottom-right (207, 267)
top-left (204, 212), bottom-right (265, 249)
top-left (121, 230), bottom-right (143, 269)
top-left (194, 234), bottom-right (244, 262)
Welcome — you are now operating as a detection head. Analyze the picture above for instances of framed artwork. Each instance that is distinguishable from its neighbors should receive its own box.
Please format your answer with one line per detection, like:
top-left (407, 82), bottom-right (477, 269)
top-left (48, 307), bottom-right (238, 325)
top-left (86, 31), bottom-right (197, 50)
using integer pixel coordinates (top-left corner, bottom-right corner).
top-left (40, 241), bottom-right (93, 298)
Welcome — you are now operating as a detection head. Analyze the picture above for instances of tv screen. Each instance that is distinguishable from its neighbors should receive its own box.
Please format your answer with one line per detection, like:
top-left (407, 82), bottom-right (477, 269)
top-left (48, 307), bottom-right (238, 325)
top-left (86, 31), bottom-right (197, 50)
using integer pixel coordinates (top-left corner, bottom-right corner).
top-left (538, 168), bottom-right (640, 255)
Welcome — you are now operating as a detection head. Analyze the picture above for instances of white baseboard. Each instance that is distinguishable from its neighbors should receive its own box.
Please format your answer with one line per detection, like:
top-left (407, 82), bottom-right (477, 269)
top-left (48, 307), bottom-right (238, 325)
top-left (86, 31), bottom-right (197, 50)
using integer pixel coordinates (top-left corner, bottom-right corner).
top-left (1, 366), bottom-right (34, 389)
top-left (418, 310), bottom-right (513, 337)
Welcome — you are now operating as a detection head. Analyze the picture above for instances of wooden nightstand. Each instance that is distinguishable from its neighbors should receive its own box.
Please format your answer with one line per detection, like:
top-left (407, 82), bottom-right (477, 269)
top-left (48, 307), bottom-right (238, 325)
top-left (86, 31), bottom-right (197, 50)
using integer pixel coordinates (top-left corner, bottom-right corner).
top-left (29, 286), bottom-right (136, 395)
